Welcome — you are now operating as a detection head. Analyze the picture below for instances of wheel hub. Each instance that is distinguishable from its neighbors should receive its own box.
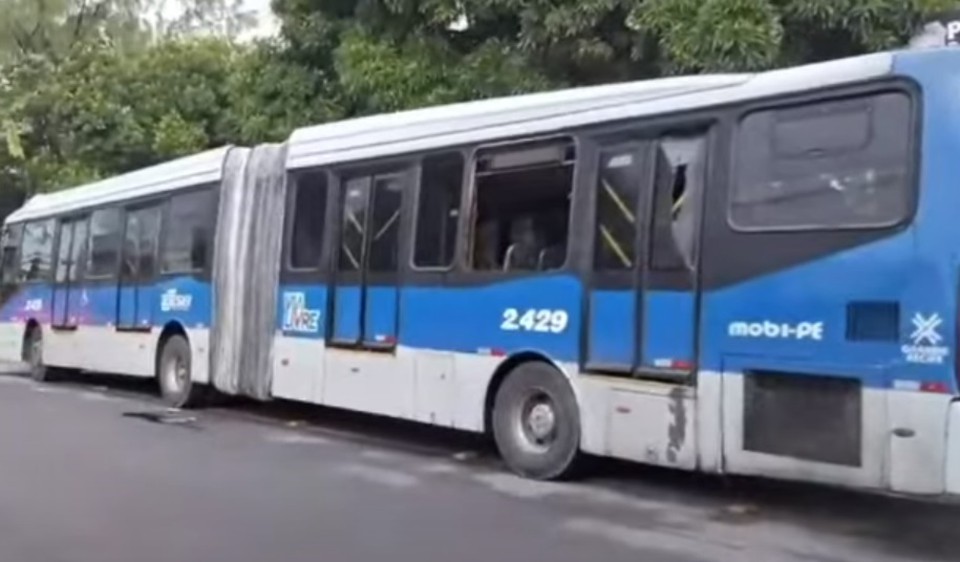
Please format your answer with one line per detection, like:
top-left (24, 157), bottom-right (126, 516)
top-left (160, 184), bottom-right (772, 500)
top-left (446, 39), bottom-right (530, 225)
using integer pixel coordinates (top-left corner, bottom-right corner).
top-left (31, 339), bottom-right (41, 367)
top-left (526, 402), bottom-right (556, 440)
top-left (165, 358), bottom-right (187, 392)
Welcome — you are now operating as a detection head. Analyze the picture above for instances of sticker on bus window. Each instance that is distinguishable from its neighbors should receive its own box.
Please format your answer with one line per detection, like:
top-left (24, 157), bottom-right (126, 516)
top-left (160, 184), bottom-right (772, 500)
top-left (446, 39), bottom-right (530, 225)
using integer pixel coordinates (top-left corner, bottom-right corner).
top-left (606, 154), bottom-right (633, 169)
top-left (283, 292), bottom-right (320, 333)
top-left (902, 312), bottom-right (949, 365)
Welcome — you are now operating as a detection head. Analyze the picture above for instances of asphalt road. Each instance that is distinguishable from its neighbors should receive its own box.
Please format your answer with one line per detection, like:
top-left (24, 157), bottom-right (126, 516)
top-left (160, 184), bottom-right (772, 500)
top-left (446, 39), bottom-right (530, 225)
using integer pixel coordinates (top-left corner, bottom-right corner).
top-left (1, 371), bottom-right (959, 562)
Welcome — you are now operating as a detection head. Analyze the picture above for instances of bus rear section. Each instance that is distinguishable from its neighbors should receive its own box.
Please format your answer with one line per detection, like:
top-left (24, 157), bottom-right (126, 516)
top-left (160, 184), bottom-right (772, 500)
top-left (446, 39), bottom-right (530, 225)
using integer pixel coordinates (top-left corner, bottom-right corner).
top-left (896, 49), bottom-right (960, 497)
top-left (695, 48), bottom-right (960, 497)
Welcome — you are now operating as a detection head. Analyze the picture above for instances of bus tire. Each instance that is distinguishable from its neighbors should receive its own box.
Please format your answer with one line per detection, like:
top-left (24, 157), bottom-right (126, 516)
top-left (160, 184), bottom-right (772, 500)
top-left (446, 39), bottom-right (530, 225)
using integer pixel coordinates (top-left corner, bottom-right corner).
top-left (157, 334), bottom-right (204, 409)
top-left (492, 361), bottom-right (582, 480)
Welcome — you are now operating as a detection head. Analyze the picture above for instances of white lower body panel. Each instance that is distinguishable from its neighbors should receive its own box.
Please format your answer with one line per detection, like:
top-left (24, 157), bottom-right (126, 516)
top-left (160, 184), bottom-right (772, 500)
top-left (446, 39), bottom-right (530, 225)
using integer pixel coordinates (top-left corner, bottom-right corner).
top-left (270, 338), bottom-right (507, 432)
top-left (577, 375), bottom-right (698, 471)
top-left (0, 321), bottom-right (25, 363)
top-left (943, 402), bottom-right (960, 495)
top-left (269, 335), bottom-right (960, 497)
top-left (0, 320), bottom-right (209, 382)
top-left (11, 322), bottom-right (959, 499)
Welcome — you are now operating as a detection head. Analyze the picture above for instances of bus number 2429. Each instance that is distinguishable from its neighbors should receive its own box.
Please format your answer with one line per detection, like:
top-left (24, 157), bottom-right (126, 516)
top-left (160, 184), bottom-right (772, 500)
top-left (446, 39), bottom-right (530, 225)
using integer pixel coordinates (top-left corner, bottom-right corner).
top-left (500, 308), bottom-right (569, 333)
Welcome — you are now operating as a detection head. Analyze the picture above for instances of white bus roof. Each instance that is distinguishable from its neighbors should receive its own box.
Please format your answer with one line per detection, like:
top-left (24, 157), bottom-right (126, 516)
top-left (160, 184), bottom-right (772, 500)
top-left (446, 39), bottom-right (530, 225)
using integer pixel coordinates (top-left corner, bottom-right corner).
top-left (4, 50), bottom-right (900, 225)
top-left (6, 146), bottom-right (234, 224)
top-left (286, 51), bottom-right (895, 170)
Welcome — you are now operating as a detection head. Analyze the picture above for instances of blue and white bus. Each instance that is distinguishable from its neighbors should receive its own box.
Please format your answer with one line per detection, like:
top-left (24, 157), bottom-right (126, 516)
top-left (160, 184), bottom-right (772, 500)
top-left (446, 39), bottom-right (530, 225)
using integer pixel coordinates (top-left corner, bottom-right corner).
top-left (4, 47), bottom-right (960, 497)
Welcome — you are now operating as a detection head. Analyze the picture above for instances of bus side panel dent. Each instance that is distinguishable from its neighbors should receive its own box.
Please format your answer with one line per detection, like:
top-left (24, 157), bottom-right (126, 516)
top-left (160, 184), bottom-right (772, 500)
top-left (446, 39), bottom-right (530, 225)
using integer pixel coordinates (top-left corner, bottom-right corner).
top-left (695, 371), bottom-right (724, 473)
top-left (577, 376), bottom-right (696, 470)
top-left (945, 402), bottom-right (960, 494)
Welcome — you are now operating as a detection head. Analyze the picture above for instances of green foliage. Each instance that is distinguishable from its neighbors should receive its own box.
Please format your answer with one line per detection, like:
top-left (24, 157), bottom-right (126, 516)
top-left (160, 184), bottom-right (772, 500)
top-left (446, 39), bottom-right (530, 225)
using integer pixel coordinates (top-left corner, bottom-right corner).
top-left (334, 30), bottom-right (551, 114)
top-left (2, 39), bottom-right (250, 195)
top-left (225, 41), bottom-right (344, 143)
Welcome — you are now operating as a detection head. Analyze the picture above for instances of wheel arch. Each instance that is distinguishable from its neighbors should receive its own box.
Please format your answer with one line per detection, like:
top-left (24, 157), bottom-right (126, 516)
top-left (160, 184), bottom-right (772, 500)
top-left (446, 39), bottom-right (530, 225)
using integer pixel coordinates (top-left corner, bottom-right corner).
top-left (482, 349), bottom-right (579, 435)
top-left (155, 320), bottom-right (188, 371)
top-left (21, 318), bottom-right (41, 360)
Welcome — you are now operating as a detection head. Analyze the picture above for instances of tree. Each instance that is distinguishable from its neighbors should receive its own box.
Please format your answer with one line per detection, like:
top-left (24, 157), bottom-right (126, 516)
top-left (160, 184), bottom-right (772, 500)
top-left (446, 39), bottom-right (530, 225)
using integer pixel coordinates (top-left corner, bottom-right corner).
top-left (1, 39), bottom-right (235, 194)
top-left (272, 0), bottom-right (959, 109)
top-left (0, 0), bottom-right (258, 64)
top-left (224, 40), bottom-right (345, 144)
top-left (0, 0), bottom-right (148, 63)
top-left (0, 0), bottom-right (269, 198)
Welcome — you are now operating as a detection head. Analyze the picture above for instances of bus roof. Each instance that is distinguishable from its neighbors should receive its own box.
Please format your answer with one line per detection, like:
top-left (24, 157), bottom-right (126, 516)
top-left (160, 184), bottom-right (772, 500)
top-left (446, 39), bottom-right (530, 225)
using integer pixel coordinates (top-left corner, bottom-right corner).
top-left (286, 51), bottom-right (896, 170)
top-left (3, 49), bottom-right (907, 225)
top-left (6, 146), bottom-right (234, 224)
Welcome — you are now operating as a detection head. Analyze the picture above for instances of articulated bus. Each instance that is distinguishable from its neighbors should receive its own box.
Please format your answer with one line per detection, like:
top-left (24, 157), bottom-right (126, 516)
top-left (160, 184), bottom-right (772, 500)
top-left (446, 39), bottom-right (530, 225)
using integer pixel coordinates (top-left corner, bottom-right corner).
top-left (5, 47), bottom-right (960, 497)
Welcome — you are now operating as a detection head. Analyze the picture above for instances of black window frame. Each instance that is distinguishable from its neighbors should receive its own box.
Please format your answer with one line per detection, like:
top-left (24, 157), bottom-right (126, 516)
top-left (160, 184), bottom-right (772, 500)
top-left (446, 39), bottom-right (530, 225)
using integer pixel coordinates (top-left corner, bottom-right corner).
top-left (727, 86), bottom-right (919, 234)
top-left (19, 218), bottom-right (57, 284)
top-left (1, 223), bottom-right (23, 285)
top-left (65, 214), bottom-right (90, 283)
top-left (463, 135), bottom-right (579, 274)
top-left (591, 143), bottom-right (645, 274)
top-left (411, 151), bottom-right (466, 272)
top-left (649, 132), bottom-right (709, 273)
top-left (335, 174), bottom-right (374, 274)
top-left (121, 202), bottom-right (164, 283)
top-left (160, 185), bottom-right (217, 275)
top-left (84, 206), bottom-right (123, 281)
top-left (286, 170), bottom-right (330, 272)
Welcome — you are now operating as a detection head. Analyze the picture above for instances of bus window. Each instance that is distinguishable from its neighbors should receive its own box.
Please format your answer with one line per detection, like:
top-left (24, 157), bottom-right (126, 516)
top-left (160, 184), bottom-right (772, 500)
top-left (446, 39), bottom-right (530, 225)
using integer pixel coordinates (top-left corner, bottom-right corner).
top-left (1, 224), bottom-right (22, 285)
top-left (289, 172), bottom-right (328, 270)
top-left (337, 178), bottom-right (369, 272)
top-left (19, 219), bottom-right (55, 282)
top-left (651, 134), bottom-right (706, 271)
top-left (470, 140), bottom-right (574, 272)
top-left (162, 188), bottom-right (215, 273)
top-left (414, 153), bottom-right (463, 269)
top-left (593, 149), bottom-right (641, 271)
top-left (731, 92), bottom-right (912, 230)
top-left (87, 208), bottom-right (121, 278)
top-left (69, 218), bottom-right (88, 281)
top-left (55, 220), bottom-right (73, 283)
top-left (121, 206), bottom-right (162, 281)
top-left (368, 175), bottom-right (403, 273)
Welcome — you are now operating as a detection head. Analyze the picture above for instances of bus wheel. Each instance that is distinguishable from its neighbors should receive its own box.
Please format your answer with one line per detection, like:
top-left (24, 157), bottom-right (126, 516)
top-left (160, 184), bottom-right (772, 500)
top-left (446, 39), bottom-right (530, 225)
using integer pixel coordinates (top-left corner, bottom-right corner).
top-left (492, 361), bottom-right (581, 480)
top-left (157, 335), bottom-right (204, 409)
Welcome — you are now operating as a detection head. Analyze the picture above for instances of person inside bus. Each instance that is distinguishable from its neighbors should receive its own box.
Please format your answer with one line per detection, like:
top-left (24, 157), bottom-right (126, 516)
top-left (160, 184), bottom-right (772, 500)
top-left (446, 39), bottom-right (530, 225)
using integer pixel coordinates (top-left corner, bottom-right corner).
top-left (503, 215), bottom-right (543, 271)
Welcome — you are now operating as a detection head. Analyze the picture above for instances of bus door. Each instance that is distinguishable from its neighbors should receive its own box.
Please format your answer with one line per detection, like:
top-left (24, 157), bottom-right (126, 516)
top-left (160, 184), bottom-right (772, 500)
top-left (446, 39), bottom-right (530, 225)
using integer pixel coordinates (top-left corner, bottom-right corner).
top-left (329, 173), bottom-right (405, 348)
top-left (51, 217), bottom-right (88, 328)
top-left (117, 205), bottom-right (162, 329)
top-left (583, 133), bottom-right (706, 377)
top-left (638, 134), bottom-right (705, 375)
